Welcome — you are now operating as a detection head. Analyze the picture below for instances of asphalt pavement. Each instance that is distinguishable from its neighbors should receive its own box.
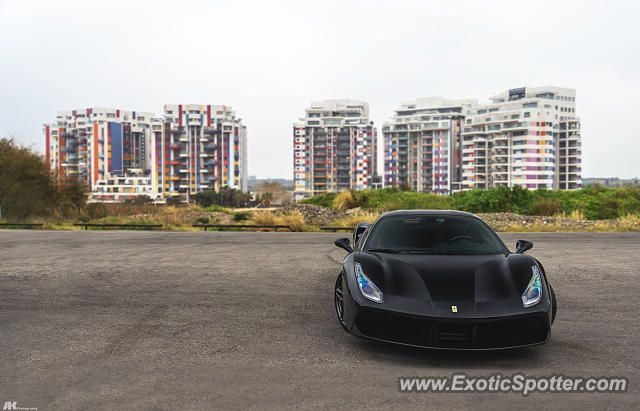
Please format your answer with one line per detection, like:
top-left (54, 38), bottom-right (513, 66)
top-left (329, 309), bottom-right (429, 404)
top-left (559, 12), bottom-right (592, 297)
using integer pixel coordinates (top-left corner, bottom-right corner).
top-left (1, 230), bottom-right (639, 409)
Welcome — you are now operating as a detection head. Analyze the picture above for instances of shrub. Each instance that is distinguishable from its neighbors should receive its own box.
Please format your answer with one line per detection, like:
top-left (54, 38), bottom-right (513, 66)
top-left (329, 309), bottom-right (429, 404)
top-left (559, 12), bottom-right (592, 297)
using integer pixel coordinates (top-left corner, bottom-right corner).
top-left (86, 203), bottom-right (108, 219)
top-left (234, 211), bottom-right (251, 221)
top-left (259, 187), bottom-right (640, 221)
top-left (192, 187), bottom-right (251, 208)
top-left (528, 198), bottom-right (564, 216)
top-left (298, 192), bottom-right (336, 208)
top-left (451, 186), bottom-right (532, 214)
top-left (365, 188), bottom-right (452, 211)
top-left (165, 196), bottom-right (183, 206)
top-left (195, 217), bottom-right (209, 224)
top-left (204, 204), bottom-right (231, 213)
top-left (127, 195), bottom-right (154, 205)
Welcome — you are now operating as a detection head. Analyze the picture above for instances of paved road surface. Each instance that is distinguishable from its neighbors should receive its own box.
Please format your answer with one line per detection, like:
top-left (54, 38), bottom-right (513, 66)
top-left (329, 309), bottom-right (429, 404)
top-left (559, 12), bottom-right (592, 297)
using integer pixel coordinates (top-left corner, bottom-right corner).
top-left (1, 231), bottom-right (639, 409)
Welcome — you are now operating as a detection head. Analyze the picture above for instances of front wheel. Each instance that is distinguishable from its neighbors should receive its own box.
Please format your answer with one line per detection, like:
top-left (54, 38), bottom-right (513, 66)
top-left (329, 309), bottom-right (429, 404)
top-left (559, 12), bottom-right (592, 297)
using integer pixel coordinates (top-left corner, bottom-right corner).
top-left (334, 272), bottom-right (348, 331)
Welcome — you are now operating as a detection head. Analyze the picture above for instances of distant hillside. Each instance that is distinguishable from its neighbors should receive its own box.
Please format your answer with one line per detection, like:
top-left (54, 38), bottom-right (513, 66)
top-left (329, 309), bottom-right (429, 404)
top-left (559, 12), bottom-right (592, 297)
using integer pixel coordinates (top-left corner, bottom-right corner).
top-left (583, 177), bottom-right (640, 188)
top-left (248, 176), bottom-right (293, 191)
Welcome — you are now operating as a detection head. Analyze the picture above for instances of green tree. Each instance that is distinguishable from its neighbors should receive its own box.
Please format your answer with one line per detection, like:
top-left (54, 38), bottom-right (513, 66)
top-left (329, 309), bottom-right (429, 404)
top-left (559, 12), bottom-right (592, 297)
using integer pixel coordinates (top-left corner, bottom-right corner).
top-left (260, 192), bottom-right (273, 207)
top-left (124, 195), bottom-right (154, 205)
top-left (192, 186), bottom-right (251, 208)
top-left (165, 195), bottom-right (184, 206)
top-left (0, 138), bottom-right (60, 219)
top-left (55, 178), bottom-right (87, 217)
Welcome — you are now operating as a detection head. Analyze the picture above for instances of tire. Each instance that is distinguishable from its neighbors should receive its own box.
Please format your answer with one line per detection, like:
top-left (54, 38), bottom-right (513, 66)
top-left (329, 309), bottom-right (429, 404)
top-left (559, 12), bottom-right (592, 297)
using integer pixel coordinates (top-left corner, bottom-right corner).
top-left (550, 285), bottom-right (557, 324)
top-left (334, 272), bottom-right (348, 331)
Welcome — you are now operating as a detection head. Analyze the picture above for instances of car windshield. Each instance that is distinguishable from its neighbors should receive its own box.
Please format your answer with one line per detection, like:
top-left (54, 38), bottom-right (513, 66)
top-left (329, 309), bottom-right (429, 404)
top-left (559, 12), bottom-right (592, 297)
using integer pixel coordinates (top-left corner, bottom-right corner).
top-left (364, 214), bottom-right (505, 254)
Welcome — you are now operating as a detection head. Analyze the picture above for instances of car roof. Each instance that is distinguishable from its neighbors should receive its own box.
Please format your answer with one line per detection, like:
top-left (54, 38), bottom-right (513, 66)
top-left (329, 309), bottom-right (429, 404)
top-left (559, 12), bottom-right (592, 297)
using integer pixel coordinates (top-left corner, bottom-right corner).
top-left (378, 210), bottom-right (478, 219)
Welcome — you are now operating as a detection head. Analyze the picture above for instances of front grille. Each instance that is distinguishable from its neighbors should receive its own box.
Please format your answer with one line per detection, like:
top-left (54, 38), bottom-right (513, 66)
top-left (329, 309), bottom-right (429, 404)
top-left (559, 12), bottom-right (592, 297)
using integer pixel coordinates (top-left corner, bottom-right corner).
top-left (437, 323), bottom-right (473, 342)
top-left (354, 310), bottom-right (548, 349)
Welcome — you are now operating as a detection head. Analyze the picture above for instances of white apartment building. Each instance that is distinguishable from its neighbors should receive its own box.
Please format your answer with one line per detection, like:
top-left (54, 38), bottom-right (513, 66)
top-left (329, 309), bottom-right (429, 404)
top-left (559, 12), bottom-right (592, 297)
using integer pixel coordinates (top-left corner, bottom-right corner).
top-left (294, 99), bottom-right (377, 201)
top-left (382, 86), bottom-right (582, 192)
top-left (89, 170), bottom-right (163, 203)
top-left (462, 86), bottom-right (581, 190)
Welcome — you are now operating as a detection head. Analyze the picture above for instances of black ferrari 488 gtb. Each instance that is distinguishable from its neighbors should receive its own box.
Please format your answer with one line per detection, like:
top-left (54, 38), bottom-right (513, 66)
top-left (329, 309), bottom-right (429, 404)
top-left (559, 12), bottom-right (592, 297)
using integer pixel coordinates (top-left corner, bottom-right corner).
top-left (333, 210), bottom-right (556, 350)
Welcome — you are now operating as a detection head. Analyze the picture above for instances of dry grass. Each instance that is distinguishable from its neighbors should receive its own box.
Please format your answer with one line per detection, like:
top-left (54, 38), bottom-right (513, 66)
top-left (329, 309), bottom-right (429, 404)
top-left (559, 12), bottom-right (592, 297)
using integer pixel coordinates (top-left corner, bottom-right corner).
top-left (249, 210), bottom-right (307, 231)
top-left (332, 190), bottom-right (356, 210)
top-left (490, 221), bottom-right (640, 233)
top-left (11, 207), bottom-right (640, 233)
top-left (277, 210), bottom-right (307, 232)
top-left (329, 211), bottom-right (380, 228)
top-left (553, 209), bottom-right (586, 220)
top-left (249, 211), bottom-right (277, 226)
top-left (617, 213), bottom-right (640, 224)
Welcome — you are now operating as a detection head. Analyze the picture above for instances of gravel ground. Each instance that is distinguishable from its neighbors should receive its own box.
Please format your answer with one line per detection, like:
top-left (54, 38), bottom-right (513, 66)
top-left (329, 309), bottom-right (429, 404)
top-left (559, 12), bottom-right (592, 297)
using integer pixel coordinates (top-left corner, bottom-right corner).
top-left (0, 231), bottom-right (639, 410)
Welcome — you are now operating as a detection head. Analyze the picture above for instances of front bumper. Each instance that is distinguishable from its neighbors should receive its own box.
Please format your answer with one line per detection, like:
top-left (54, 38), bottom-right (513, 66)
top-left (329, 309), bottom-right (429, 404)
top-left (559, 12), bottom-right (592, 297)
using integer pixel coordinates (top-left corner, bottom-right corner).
top-left (351, 306), bottom-right (550, 350)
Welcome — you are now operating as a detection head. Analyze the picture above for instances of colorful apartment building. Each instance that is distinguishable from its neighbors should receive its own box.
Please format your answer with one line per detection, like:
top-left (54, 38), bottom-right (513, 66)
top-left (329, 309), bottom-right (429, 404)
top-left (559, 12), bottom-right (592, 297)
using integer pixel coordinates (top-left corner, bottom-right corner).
top-left (382, 98), bottom-right (477, 192)
top-left (44, 104), bottom-right (248, 202)
top-left (158, 104), bottom-right (247, 199)
top-left (44, 108), bottom-right (158, 192)
top-left (383, 86), bottom-right (582, 192)
top-left (293, 99), bottom-right (377, 201)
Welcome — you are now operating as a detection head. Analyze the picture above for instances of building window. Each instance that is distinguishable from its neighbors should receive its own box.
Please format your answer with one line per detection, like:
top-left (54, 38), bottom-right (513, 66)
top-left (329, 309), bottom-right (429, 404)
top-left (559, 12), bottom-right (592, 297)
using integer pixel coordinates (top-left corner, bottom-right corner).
top-left (524, 112), bottom-right (530, 118)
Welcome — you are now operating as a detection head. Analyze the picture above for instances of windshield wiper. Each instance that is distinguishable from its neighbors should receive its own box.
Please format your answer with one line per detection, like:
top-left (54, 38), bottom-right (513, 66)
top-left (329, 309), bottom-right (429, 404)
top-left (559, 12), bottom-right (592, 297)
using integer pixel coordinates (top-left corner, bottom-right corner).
top-left (366, 249), bottom-right (499, 255)
top-left (366, 248), bottom-right (408, 254)
top-left (402, 250), bottom-right (498, 255)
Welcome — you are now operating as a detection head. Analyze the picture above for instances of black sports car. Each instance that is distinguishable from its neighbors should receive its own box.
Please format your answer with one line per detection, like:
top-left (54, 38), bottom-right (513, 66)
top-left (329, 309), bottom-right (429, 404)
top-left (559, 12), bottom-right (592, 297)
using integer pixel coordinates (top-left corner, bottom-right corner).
top-left (333, 210), bottom-right (557, 350)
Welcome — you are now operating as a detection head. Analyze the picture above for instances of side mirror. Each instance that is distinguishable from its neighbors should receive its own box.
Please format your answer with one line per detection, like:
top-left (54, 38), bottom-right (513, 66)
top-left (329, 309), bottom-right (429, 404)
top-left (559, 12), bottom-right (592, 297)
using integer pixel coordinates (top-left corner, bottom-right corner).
top-left (515, 239), bottom-right (533, 254)
top-left (353, 222), bottom-right (370, 246)
top-left (334, 237), bottom-right (353, 254)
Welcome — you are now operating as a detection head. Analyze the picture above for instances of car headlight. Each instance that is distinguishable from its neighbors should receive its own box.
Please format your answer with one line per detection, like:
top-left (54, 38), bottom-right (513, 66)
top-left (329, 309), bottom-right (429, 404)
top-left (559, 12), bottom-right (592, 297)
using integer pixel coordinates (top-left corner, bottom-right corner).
top-left (522, 265), bottom-right (543, 308)
top-left (354, 262), bottom-right (383, 303)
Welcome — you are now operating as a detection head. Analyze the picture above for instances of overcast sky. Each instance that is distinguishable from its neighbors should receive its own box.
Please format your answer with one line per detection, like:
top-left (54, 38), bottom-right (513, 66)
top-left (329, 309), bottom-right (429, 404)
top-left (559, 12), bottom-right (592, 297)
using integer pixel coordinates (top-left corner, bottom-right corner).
top-left (1, 0), bottom-right (639, 179)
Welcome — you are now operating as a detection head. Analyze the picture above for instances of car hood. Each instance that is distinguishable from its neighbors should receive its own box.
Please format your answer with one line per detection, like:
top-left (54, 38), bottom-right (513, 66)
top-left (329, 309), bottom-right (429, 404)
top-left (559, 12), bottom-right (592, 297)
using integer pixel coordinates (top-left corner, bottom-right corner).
top-left (356, 251), bottom-right (536, 304)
